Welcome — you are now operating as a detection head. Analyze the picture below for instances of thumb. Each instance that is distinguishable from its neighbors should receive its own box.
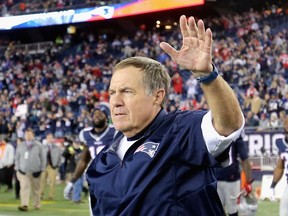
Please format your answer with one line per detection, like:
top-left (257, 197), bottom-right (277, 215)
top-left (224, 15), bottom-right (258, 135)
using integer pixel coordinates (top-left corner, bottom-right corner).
top-left (159, 42), bottom-right (178, 61)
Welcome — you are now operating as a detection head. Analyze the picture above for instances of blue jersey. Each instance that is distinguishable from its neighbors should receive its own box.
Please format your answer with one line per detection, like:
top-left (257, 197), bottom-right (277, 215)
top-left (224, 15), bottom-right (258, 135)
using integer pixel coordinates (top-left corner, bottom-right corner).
top-left (214, 136), bottom-right (248, 182)
top-left (79, 125), bottom-right (116, 159)
top-left (86, 109), bottom-right (227, 216)
top-left (275, 138), bottom-right (288, 183)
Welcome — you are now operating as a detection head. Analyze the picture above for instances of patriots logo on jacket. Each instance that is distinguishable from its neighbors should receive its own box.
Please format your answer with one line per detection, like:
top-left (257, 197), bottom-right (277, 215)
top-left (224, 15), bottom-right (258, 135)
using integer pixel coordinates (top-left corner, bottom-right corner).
top-left (134, 142), bottom-right (159, 158)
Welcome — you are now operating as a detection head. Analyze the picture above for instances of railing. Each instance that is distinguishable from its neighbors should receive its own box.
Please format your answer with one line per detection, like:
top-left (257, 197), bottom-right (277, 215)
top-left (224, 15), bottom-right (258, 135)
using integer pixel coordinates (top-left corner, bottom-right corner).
top-left (242, 126), bottom-right (283, 171)
top-left (249, 156), bottom-right (278, 171)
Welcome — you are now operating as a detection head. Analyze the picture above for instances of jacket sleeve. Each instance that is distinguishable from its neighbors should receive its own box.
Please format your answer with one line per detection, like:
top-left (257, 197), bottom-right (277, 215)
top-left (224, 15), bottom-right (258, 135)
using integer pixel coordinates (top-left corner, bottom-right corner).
top-left (6, 145), bottom-right (15, 167)
top-left (15, 148), bottom-right (19, 170)
top-left (40, 144), bottom-right (47, 171)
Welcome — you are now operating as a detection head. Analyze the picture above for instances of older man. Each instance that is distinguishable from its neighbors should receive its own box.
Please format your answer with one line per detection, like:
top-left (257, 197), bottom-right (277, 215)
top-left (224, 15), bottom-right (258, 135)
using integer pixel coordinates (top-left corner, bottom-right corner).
top-left (86, 15), bottom-right (244, 216)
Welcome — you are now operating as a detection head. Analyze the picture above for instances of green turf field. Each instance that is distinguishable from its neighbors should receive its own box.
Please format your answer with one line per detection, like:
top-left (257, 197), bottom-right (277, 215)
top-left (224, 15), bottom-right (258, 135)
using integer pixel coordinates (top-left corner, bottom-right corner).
top-left (256, 199), bottom-right (279, 216)
top-left (0, 182), bottom-right (280, 216)
top-left (0, 182), bottom-right (90, 216)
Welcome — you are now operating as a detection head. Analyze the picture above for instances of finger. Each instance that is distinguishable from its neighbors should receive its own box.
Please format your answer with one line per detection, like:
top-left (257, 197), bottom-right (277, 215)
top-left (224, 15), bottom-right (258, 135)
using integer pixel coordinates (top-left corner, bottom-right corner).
top-left (179, 15), bottom-right (189, 38)
top-left (197, 19), bottom-right (205, 41)
top-left (203, 28), bottom-right (213, 53)
top-left (188, 16), bottom-right (198, 37)
top-left (159, 42), bottom-right (179, 61)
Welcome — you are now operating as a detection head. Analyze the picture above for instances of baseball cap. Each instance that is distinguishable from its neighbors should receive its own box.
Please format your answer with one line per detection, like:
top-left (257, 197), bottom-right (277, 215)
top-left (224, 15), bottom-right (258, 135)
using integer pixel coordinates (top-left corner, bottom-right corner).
top-left (94, 102), bottom-right (110, 119)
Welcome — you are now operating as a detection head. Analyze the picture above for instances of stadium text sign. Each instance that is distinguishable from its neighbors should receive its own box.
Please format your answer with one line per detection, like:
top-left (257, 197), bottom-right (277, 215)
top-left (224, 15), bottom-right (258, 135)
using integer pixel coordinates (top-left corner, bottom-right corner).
top-left (243, 130), bottom-right (284, 156)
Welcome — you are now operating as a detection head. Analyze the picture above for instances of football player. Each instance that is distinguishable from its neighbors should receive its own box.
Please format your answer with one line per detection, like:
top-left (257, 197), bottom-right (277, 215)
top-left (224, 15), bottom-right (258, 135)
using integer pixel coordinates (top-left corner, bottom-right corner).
top-left (64, 102), bottom-right (116, 200)
top-left (270, 115), bottom-right (288, 216)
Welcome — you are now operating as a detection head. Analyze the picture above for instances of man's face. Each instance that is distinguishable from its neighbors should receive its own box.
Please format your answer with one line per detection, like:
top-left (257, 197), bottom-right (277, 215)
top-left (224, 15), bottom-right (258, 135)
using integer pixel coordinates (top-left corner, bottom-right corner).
top-left (109, 66), bottom-right (161, 137)
top-left (25, 131), bottom-right (34, 141)
top-left (46, 134), bottom-right (54, 143)
top-left (92, 110), bottom-right (107, 128)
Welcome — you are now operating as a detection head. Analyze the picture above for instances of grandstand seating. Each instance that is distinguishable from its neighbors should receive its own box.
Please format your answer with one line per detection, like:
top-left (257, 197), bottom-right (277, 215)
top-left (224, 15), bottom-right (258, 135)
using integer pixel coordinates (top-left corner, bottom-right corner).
top-left (0, 1), bottom-right (286, 166)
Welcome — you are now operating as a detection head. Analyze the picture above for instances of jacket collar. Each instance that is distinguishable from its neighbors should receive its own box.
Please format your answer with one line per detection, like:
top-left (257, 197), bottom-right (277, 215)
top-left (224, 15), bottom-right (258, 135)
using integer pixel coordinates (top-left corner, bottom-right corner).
top-left (108, 109), bottom-right (167, 152)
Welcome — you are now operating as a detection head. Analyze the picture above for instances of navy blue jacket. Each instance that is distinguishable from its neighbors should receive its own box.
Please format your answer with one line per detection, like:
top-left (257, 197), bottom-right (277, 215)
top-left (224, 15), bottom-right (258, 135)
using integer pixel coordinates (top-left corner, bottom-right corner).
top-left (86, 109), bottom-right (226, 216)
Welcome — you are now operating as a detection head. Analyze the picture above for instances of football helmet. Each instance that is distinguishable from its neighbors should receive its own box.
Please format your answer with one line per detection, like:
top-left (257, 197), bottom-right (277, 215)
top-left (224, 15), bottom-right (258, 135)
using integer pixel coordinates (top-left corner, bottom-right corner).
top-left (238, 194), bottom-right (258, 216)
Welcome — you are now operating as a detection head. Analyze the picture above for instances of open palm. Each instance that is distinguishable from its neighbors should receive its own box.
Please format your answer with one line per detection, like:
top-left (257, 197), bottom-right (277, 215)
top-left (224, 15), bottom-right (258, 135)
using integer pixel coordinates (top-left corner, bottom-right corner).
top-left (160, 15), bottom-right (213, 76)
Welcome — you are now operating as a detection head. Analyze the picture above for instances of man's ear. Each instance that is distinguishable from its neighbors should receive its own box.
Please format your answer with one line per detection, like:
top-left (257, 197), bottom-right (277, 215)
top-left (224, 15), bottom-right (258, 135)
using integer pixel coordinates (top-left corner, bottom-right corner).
top-left (154, 89), bottom-right (165, 106)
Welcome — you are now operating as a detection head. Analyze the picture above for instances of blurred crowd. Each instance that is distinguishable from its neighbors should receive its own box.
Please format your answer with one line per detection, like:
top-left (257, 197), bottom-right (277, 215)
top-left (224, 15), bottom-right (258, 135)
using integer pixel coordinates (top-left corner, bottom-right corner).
top-left (0, 0), bottom-right (286, 205)
top-left (0, 2), bottom-right (286, 144)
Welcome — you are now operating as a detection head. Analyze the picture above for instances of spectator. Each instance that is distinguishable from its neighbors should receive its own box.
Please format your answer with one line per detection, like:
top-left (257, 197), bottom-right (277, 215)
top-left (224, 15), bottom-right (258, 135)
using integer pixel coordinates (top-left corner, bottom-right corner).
top-left (185, 74), bottom-right (198, 100)
top-left (249, 91), bottom-right (264, 117)
top-left (15, 129), bottom-right (46, 211)
top-left (245, 111), bottom-right (259, 127)
top-left (40, 133), bottom-right (62, 200)
top-left (269, 112), bottom-right (282, 129)
top-left (0, 118), bottom-right (9, 140)
top-left (0, 137), bottom-right (15, 192)
top-left (257, 113), bottom-right (270, 131)
top-left (267, 89), bottom-right (283, 117)
top-left (281, 92), bottom-right (288, 114)
top-left (171, 72), bottom-right (183, 95)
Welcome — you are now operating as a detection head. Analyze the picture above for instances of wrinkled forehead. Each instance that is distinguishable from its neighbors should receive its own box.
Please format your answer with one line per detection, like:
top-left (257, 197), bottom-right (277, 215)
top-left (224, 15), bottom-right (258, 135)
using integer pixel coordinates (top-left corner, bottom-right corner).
top-left (113, 65), bottom-right (143, 76)
top-left (110, 67), bottom-right (143, 88)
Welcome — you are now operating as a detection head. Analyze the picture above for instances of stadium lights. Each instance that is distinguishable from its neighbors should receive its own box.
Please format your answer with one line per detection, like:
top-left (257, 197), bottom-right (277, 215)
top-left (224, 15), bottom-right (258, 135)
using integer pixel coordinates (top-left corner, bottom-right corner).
top-left (67, 25), bottom-right (76, 34)
top-left (165, 25), bottom-right (172, 30)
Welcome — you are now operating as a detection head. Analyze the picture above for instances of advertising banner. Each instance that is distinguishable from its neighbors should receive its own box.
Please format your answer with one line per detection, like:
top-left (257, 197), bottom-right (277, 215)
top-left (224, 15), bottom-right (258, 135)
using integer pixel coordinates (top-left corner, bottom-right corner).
top-left (244, 128), bottom-right (284, 156)
top-left (0, 0), bottom-right (204, 30)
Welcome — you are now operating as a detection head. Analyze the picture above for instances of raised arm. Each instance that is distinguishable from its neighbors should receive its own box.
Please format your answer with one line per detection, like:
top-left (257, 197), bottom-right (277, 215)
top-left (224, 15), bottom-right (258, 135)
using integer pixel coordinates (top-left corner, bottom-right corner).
top-left (160, 15), bottom-right (243, 136)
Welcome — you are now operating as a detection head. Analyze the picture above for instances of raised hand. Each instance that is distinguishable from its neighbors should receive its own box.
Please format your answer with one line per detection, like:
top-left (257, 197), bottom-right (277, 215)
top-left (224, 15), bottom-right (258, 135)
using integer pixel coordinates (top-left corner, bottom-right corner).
top-left (159, 15), bottom-right (213, 77)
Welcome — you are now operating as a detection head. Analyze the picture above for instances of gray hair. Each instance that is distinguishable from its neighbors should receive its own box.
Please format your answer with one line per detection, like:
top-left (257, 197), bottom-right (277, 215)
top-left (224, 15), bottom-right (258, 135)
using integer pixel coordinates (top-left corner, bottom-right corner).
top-left (113, 56), bottom-right (171, 107)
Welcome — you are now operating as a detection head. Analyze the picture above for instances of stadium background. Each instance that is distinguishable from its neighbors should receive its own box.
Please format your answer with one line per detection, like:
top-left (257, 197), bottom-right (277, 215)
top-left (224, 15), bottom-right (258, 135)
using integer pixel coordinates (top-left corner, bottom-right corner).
top-left (0, 0), bottom-right (287, 215)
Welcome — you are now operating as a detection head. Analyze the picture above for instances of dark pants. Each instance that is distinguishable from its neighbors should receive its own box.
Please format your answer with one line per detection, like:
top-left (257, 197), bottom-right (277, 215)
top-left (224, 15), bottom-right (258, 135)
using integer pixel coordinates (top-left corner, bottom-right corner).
top-left (15, 170), bottom-right (20, 198)
top-left (0, 168), bottom-right (4, 186)
top-left (0, 166), bottom-right (14, 190)
top-left (59, 163), bottom-right (66, 181)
